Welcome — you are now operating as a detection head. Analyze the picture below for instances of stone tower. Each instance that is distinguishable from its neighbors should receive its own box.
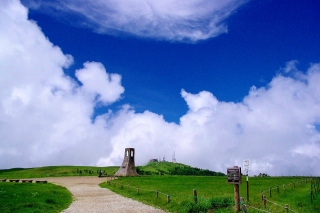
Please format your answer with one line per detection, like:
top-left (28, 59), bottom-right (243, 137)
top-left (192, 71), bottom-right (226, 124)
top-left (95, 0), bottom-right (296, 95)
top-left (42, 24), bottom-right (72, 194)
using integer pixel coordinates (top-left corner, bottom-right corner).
top-left (114, 148), bottom-right (138, 176)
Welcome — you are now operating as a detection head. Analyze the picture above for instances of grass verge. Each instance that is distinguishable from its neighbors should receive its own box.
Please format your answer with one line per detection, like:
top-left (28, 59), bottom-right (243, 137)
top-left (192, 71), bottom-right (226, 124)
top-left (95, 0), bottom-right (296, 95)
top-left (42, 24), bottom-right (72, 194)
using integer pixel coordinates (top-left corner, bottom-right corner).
top-left (0, 182), bottom-right (72, 213)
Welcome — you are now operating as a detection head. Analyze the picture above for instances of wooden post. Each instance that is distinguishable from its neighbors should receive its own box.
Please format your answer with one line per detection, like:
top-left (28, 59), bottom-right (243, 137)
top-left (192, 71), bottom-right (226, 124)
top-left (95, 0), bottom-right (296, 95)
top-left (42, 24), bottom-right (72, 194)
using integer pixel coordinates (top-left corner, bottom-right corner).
top-left (285, 204), bottom-right (289, 213)
top-left (234, 184), bottom-right (240, 212)
top-left (311, 181), bottom-right (313, 202)
top-left (167, 194), bottom-right (170, 203)
top-left (156, 190), bottom-right (159, 198)
top-left (263, 195), bottom-right (266, 208)
top-left (269, 187), bottom-right (272, 197)
top-left (261, 190), bottom-right (264, 201)
top-left (240, 197), bottom-right (247, 213)
top-left (277, 186), bottom-right (279, 193)
top-left (193, 189), bottom-right (197, 204)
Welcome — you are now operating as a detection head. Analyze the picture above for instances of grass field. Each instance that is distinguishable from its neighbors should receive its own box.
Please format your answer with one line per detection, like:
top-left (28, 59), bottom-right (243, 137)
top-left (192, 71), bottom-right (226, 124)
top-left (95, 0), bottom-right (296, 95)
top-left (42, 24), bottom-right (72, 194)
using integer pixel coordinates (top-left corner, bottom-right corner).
top-left (0, 165), bottom-right (118, 213)
top-left (0, 166), bottom-right (119, 179)
top-left (1, 164), bottom-right (319, 212)
top-left (100, 176), bottom-right (320, 213)
top-left (0, 181), bottom-right (72, 213)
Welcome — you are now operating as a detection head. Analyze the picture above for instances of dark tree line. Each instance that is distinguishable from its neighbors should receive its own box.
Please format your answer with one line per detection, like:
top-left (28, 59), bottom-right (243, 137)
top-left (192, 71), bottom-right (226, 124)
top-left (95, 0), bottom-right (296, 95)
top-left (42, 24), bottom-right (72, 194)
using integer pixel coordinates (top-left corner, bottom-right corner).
top-left (168, 166), bottom-right (225, 176)
top-left (136, 166), bottom-right (225, 176)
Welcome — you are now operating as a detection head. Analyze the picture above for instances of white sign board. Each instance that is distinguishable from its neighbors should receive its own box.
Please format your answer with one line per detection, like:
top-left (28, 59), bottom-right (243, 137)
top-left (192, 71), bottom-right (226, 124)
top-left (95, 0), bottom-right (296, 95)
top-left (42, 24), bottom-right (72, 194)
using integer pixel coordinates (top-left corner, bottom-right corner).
top-left (243, 159), bottom-right (250, 174)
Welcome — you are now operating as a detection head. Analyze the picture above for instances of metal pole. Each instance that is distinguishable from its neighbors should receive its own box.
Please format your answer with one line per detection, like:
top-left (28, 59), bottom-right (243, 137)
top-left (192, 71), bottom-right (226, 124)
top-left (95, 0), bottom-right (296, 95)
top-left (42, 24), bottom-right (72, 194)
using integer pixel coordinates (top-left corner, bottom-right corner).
top-left (246, 174), bottom-right (249, 202)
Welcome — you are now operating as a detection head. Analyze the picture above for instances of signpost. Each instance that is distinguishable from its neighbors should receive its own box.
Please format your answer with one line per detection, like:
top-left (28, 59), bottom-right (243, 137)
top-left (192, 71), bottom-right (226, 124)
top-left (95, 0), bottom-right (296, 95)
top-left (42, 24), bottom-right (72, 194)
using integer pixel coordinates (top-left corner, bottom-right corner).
top-left (227, 166), bottom-right (242, 212)
top-left (243, 159), bottom-right (250, 203)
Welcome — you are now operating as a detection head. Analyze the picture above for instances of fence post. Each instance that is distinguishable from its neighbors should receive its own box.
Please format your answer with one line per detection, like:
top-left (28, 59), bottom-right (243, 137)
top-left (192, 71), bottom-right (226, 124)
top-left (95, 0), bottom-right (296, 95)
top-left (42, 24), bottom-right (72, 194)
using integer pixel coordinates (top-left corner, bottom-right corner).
top-left (311, 181), bottom-right (313, 203)
top-left (261, 190), bottom-right (264, 201)
top-left (240, 197), bottom-right (247, 213)
top-left (156, 190), bottom-right (159, 198)
top-left (269, 187), bottom-right (272, 197)
top-left (277, 186), bottom-right (279, 193)
top-left (285, 204), bottom-right (289, 213)
top-left (263, 195), bottom-right (266, 208)
top-left (167, 194), bottom-right (170, 203)
top-left (193, 189), bottom-right (197, 204)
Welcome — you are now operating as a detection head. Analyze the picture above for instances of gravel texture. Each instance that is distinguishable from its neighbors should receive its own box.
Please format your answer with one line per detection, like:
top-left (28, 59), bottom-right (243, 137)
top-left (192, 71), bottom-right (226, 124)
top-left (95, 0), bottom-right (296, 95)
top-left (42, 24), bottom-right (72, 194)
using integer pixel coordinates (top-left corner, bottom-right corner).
top-left (44, 177), bottom-right (166, 213)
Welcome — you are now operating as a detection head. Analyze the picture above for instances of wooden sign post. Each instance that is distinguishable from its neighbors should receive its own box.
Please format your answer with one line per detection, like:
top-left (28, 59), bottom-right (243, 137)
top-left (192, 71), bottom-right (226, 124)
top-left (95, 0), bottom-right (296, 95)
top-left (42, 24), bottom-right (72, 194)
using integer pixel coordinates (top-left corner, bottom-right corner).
top-left (227, 166), bottom-right (242, 212)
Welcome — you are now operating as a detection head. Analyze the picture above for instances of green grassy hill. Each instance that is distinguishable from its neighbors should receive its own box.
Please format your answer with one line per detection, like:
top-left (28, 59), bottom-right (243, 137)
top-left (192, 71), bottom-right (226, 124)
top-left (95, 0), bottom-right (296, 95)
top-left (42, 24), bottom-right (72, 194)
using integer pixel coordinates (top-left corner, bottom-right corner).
top-left (137, 161), bottom-right (225, 176)
top-left (0, 162), bottom-right (223, 178)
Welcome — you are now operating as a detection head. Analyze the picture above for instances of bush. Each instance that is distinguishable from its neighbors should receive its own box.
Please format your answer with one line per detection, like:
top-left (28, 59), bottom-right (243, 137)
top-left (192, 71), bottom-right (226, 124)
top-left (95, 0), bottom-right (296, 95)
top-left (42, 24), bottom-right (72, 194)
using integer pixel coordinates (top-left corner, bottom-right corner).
top-left (208, 196), bottom-right (233, 209)
top-left (179, 200), bottom-right (210, 213)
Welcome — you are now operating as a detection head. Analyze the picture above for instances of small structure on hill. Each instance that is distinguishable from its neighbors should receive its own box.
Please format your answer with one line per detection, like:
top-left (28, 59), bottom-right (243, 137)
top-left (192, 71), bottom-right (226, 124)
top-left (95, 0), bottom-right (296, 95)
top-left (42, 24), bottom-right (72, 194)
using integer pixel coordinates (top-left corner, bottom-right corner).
top-left (172, 151), bottom-right (176, 163)
top-left (149, 159), bottom-right (158, 163)
top-left (114, 148), bottom-right (138, 177)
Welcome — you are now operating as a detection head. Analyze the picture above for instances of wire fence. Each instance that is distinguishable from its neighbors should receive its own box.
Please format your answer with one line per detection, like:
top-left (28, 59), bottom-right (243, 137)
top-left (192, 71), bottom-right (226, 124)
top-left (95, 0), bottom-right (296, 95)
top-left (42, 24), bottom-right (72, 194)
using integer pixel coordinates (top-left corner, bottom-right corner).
top-left (106, 177), bottom-right (235, 207)
top-left (106, 176), bottom-right (318, 212)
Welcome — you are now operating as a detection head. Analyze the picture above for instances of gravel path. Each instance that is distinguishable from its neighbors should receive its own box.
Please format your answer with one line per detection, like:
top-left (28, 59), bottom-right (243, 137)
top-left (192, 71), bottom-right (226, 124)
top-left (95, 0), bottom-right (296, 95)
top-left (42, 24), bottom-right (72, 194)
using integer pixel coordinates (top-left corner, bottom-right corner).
top-left (45, 177), bottom-right (166, 213)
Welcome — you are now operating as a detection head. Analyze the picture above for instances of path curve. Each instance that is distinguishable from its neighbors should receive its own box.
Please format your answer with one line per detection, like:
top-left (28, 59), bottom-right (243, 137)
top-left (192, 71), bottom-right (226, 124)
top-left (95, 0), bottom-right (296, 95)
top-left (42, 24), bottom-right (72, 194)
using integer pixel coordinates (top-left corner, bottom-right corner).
top-left (44, 176), bottom-right (166, 213)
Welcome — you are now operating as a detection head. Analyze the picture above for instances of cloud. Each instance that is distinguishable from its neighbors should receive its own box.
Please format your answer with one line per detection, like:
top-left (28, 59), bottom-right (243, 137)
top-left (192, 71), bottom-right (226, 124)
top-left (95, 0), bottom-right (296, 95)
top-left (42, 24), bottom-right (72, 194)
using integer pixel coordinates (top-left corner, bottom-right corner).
top-left (21, 0), bottom-right (248, 42)
top-left (101, 64), bottom-right (320, 176)
top-left (75, 62), bottom-right (124, 104)
top-left (0, 0), bottom-right (124, 168)
top-left (1, 1), bottom-right (320, 176)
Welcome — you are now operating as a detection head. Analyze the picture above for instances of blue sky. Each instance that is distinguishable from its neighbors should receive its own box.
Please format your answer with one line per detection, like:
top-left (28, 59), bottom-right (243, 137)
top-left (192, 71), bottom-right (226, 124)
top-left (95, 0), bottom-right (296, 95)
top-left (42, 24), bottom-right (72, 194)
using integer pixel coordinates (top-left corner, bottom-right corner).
top-left (1, 0), bottom-right (320, 175)
top-left (24, 0), bottom-right (320, 123)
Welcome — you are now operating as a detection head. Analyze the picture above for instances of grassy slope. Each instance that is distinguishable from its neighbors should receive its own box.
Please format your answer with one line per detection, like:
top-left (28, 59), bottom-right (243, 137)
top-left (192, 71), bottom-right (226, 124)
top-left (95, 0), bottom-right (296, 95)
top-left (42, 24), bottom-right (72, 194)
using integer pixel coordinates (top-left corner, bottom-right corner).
top-left (0, 166), bottom-right (119, 178)
top-left (0, 182), bottom-right (72, 213)
top-left (137, 161), bottom-right (225, 176)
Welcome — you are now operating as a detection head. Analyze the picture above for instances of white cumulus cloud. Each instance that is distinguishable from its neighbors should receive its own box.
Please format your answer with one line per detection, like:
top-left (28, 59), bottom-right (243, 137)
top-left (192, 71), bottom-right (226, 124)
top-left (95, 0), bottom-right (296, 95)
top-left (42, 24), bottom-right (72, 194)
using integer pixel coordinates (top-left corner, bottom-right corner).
top-left (0, 0), bottom-right (124, 168)
top-left (1, 1), bottom-right (320, 177)
top-left (21, 0), bottom-right (248, 42)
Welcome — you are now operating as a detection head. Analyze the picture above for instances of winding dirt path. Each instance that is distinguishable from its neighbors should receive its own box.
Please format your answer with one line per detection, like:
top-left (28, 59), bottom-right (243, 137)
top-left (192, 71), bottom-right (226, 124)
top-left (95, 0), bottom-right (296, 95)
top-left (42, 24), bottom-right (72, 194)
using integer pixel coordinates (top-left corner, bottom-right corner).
top-left (44, 176), bottom-right (166, 213)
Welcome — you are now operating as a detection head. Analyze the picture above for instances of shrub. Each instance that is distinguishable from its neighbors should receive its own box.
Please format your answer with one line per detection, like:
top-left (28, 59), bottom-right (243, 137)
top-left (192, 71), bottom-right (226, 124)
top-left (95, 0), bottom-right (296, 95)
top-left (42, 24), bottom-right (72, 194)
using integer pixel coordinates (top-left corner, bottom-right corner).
top-left (179, 200), bottom-right (210, 213)
top-left (208, 196), bottom-right (233, 209)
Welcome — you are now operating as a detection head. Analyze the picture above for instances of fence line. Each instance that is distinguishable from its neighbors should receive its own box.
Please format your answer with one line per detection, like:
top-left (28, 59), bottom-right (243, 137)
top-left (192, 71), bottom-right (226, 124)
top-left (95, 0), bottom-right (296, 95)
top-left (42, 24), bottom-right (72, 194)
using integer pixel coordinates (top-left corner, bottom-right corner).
top-left (264, 197), bottom-right (298, 213)
top-left (260, 178), bottom-right (310, 196)
top-left (107, 176), bottom-right (312, 211)
top-left (245, 204), bottom-right (272, 213)
top-left (107, 178), bottom-right (236, 206)
top-left (310, 177), bottom-right (320, 202)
